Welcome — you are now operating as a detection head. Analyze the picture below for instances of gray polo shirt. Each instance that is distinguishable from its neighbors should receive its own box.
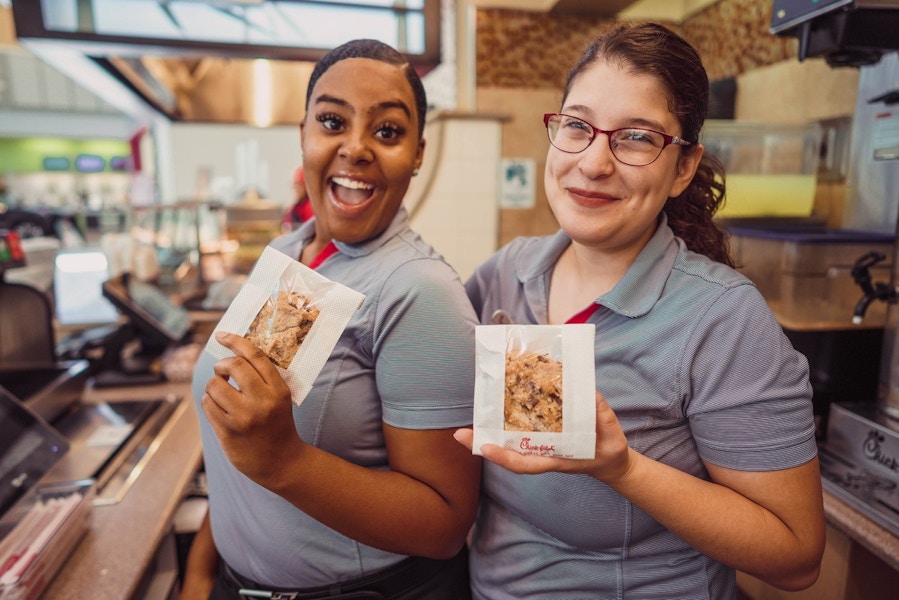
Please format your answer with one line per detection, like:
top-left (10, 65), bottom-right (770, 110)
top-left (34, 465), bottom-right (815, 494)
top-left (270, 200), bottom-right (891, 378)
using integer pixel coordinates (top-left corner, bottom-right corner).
top-left (191, 207), bottom-right (478, 587)
top-left (465, 219), bottom-right (816, 600)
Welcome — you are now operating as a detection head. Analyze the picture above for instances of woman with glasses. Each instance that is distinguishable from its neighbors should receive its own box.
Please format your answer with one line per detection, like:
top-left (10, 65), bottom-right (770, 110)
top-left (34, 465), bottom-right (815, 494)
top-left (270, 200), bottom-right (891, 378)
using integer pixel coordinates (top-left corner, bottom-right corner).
top-left (455, 23), bottom-right (824, 599)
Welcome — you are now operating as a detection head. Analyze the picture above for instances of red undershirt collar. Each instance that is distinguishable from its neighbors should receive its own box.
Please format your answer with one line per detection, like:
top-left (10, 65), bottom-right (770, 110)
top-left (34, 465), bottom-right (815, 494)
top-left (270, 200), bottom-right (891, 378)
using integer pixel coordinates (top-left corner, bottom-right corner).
top-left (308, 241), bottom-right (339, 270)
top-left (566, 303), bottom-right (599, 324)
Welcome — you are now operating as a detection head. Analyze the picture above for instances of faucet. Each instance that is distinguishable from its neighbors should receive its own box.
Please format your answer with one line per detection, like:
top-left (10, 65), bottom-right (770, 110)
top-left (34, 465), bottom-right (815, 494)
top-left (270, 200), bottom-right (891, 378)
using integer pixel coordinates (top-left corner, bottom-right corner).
top-left (851, 251), bottom-right (897, 324)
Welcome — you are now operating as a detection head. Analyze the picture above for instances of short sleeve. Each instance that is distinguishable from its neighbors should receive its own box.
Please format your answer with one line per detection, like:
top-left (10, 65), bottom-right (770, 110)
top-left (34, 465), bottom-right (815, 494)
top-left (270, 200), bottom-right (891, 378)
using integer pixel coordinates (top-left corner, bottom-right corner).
top-left (684, 284), bottom-right (817, 471)
top-left (374, 258), bottom-right (478, 429)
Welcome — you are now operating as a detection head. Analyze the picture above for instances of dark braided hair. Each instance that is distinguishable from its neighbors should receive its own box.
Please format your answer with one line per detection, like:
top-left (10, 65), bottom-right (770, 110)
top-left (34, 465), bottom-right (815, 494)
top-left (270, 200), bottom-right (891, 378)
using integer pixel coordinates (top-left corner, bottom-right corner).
top-left (562, 23), bottom-right (734, 267)
top-left (305, 39), bottom-right (428, 140)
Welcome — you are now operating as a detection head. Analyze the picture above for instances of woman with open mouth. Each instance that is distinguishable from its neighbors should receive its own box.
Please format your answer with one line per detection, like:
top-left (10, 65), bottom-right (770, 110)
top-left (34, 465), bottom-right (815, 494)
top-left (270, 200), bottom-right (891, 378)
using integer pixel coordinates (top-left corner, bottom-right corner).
top-left (184, 39), bottom-right (481, 600)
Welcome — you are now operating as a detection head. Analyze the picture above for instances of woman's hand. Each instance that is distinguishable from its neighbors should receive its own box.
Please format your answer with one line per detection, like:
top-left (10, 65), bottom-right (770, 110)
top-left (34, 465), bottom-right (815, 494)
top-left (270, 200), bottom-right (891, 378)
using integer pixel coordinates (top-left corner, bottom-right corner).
top-left (201, 331), bottom-right (306, 486)
top-left (455, 389), bottom-right (825, 590)
top-left (453, 390), bottom-right (634, 483)
top-left (201, 332), bottom-right (480, 559)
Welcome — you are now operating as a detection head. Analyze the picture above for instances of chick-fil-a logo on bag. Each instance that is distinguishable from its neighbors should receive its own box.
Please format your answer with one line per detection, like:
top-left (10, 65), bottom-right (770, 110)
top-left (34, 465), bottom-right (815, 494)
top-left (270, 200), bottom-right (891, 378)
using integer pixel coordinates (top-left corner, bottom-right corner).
top-left (520, 437), bottom-right (556, 455)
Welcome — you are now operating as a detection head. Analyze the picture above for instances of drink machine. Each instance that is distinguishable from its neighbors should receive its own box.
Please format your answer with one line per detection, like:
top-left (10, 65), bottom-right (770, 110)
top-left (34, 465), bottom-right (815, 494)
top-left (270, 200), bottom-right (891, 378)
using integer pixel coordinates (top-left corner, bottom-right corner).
top-left (772, 0), bottom-right (899, 537)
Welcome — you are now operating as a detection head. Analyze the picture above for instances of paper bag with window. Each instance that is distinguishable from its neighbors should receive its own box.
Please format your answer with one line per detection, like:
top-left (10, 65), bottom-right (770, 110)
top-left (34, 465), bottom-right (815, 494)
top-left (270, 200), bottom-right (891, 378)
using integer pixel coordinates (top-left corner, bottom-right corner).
top-left (205, 246), bottom-right (364, 405)
top-left (472, 324), bottom-right (596, 459)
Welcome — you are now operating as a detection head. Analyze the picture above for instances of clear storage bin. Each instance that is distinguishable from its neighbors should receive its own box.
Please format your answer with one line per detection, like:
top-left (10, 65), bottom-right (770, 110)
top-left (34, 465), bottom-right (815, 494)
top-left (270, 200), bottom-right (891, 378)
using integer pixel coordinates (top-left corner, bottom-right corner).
top-left (702, 120), bottom-right (822, 218)
top-left (728, 225), bottom-right (895, 329)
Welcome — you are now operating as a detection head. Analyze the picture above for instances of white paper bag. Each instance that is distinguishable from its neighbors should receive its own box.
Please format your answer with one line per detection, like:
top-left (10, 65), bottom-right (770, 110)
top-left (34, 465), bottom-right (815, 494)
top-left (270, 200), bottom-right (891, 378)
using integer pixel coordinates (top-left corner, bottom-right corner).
top-left (472, 324), bottom-right (596, 459)
top-left (204, 245), bottom-right (364, 405)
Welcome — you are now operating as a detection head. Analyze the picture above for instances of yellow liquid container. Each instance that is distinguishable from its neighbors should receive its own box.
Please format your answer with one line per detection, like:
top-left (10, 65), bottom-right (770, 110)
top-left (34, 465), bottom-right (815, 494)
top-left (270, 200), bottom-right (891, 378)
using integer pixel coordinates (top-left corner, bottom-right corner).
top-left (702, 120), bottom-right (822, 218)
top-left (718, 174), bottom-right (818, 218)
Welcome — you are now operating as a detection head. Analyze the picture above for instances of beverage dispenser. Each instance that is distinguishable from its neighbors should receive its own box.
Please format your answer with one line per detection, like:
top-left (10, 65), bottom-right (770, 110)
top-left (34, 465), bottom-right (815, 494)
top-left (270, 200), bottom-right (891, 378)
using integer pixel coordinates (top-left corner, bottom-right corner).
top-left (772, 0), bottom-right (899, 537)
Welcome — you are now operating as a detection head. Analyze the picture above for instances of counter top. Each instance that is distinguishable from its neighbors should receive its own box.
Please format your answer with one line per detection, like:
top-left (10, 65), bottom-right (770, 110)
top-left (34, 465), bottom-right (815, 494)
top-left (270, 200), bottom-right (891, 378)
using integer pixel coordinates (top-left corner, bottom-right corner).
top-left (41, 381), bottom-right (202, 600)
top-left (823, 486), bottom-right (899, 572)
top-left (30, 380), bottom-right (899, 597)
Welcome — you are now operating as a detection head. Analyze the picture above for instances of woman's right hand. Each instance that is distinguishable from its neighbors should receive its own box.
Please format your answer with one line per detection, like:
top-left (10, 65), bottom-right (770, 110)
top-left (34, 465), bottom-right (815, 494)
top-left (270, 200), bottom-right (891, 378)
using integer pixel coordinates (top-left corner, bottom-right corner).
top-left (455, 391), bottom-right (826, 589)
top-left (453, 390), bottom-right (634, 483)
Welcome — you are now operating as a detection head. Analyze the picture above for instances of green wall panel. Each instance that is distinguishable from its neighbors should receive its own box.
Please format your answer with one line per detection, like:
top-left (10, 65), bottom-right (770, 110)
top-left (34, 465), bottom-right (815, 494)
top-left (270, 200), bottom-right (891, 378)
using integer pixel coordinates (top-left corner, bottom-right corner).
top-left (0, 138), bottom-right (131, 173)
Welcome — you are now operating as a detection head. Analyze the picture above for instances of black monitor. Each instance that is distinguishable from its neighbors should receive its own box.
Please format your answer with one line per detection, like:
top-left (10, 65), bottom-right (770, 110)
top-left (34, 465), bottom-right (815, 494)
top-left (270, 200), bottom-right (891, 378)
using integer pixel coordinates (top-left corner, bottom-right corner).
top-left (102, 273), bottom-right (190, 348)
top-left (84, 274), bottom-right (191, 387)
top-left (0, 386), bottom-right (69, 521)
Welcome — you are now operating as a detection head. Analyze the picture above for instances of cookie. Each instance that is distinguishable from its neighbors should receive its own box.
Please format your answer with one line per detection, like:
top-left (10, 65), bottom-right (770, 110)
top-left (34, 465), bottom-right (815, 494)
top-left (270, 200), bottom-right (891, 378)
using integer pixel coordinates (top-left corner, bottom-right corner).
top-left (245, 291), bottom-right (319, 368)
top-left (504, 350), bottom-right (563, 432)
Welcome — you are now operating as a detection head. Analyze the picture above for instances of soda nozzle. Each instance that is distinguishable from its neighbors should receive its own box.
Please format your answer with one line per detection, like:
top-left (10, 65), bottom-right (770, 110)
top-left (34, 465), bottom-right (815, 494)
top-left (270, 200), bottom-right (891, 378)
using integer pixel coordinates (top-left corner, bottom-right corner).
top-left (851, 251), bottom-right (896, 324)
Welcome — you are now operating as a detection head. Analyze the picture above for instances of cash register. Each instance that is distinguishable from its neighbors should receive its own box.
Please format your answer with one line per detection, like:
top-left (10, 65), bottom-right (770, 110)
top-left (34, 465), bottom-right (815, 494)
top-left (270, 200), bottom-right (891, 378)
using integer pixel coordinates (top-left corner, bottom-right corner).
top-left (0, 237), bottom-right (185, 492)
top-left (84, 271), bottom-right (192, 387)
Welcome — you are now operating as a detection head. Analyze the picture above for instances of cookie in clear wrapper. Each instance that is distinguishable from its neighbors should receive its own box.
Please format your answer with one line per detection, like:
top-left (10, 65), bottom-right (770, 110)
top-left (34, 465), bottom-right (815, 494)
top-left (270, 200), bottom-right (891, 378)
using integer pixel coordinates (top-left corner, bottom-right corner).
top-left (504, 350), bottom-right (563, 433)
top-left (244, 291), bottom-right (320, 369)
top-left (205, 246), bottom-right (364, 406)
top-left (473, 323), bottom-right (596, 459)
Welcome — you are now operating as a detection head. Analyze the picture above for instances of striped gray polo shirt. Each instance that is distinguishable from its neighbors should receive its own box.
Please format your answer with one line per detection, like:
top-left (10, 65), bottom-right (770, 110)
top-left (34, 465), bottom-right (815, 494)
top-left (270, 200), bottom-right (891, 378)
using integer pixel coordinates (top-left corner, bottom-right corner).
top-left (465, 219), bottom-right (816, 599)
top-left (192, 207), bottom-right (478, 588)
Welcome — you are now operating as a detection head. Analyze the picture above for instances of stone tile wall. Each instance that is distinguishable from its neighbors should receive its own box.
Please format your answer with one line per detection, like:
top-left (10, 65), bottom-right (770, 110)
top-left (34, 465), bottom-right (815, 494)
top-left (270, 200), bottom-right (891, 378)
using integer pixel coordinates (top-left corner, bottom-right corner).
top-left (476, 0), bottom-right (797, 89)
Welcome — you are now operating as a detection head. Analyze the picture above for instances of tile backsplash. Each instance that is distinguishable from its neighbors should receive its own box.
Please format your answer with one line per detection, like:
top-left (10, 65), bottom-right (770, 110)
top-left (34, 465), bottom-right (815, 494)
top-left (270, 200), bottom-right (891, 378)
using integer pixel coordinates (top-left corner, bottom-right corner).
top-left (476, 0), bottom-right (798, 90)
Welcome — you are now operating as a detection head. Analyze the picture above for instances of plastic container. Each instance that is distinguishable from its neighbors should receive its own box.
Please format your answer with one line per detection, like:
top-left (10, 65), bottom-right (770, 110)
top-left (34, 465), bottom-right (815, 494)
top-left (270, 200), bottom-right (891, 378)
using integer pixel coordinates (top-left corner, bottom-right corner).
top-left (0, 388), bottom-right (93, 600)
top-left (727, 225), bottom-right (896, 329)
top-left (0, 481), bottom-right (94, 600)
top-left (702, 120), bottom-right (823, 218)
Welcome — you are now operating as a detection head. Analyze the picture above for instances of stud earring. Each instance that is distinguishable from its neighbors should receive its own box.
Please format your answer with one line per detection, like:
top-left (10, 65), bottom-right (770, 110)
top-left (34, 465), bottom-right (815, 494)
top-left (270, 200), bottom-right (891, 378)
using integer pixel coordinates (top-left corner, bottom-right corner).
top-left (413, 169), bottom-right (420, 176)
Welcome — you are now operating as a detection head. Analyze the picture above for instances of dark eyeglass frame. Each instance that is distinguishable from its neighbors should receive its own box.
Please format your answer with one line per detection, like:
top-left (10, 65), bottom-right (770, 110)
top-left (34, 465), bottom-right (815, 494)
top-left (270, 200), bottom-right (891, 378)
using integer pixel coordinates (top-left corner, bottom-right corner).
top-left (543, 112), bottom-right (694, 166)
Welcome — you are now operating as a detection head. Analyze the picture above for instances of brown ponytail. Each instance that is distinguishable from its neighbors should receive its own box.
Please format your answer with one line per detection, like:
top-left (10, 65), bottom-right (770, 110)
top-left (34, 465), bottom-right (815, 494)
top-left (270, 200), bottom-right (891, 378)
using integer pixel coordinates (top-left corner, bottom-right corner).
top-left (665, 152), bottom-right (734, 267)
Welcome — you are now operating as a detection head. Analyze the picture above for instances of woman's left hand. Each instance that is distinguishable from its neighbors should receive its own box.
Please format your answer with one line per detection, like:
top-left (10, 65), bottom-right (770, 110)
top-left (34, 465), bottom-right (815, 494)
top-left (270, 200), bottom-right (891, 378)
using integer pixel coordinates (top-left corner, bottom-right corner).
top-left (200, 331), bottom-right (306, 485)
top-left (453, 390), bottom-right (633, 483)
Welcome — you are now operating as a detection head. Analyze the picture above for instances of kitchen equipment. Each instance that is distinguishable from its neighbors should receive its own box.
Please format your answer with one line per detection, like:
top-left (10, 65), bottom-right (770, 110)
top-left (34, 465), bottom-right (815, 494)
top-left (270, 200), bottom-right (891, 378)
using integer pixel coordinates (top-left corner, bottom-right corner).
top-left (841, 53), bottom-right (899, 421)
top-left (819, 402), bottom-right (899, 537)
top-left (772, 7), bottom-right (899, 532)
top-left (727, 224), bottom-right (893, 436)
top-left (728, 225), bottom-right (895, 327)
top-left (771, 0), bottom-right (899, 66)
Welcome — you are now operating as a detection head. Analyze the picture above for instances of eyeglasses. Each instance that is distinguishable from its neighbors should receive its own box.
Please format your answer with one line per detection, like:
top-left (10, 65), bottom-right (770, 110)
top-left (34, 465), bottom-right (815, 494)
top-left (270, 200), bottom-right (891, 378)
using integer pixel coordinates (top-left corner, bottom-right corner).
top-left (543, 113), bottom-right (693, 167)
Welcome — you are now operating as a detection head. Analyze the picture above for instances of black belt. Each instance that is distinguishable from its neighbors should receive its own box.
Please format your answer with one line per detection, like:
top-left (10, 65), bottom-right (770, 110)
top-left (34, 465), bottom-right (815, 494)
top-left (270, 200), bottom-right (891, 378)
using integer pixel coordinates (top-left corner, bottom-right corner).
top-left (220, 548), bottom-right (467, 600)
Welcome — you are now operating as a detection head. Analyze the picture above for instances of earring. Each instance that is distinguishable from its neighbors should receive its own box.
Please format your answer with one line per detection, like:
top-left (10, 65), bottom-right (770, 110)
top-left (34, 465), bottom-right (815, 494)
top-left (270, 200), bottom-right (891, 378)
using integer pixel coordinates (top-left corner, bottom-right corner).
top-left (413, 169), bottom-right (419, 176)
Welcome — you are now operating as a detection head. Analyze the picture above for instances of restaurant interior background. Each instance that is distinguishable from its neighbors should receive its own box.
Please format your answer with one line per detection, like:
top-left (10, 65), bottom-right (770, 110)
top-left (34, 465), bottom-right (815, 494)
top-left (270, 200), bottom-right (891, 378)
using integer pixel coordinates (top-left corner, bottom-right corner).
top-left (0, 0), bottom-right (862, 284)
top-left (3, 1), bottom-right (899, 599)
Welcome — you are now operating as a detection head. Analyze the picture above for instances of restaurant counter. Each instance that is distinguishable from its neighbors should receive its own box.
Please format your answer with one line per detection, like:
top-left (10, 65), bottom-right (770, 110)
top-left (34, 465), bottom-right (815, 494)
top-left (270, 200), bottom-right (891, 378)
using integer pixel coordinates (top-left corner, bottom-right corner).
top-left (741, 463), bottom-right (899, 598)
top-left (41, 379), bottom-right (202, 600)
top-left (823, 489), bottom-right (899, 573)
top-left (32, 379), bottom-right (899, 599)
